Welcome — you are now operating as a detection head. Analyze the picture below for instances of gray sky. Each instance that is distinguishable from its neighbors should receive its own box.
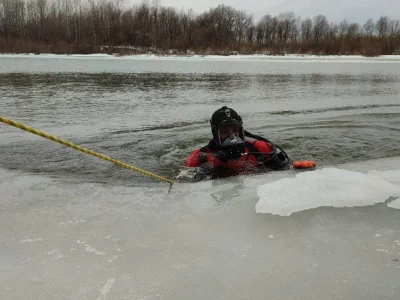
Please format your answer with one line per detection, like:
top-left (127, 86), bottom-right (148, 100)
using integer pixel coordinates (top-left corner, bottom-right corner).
top-left (129, 0), bottom-right (400, 24)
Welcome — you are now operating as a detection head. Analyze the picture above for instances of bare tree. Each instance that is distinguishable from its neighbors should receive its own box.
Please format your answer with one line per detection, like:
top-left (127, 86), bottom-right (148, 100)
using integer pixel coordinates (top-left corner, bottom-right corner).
top-left (277, 12), bottom-right (296, 43)
top-left (233, 10), bottom-right (252, 45)
top-left (376, 16), bottom-right (389, 38)
top-left (313, 14), bottom-right (329, 43)
top-left (1, 0), bottom-right (26, 38)
top-left (256, 15), bottom-right (273, 46)
top-left (388, 19), bottom-right (400, 37)
top-left (301, 18), bottom-right (313, 40)
top-left (363, 18), bottom-right (374, 37)
top-left (339, 19), bottom-right (348, 38)
top-left (347, 23), bottom-right (359, 39)
top-left (328, 23), bottom-right (339, 39)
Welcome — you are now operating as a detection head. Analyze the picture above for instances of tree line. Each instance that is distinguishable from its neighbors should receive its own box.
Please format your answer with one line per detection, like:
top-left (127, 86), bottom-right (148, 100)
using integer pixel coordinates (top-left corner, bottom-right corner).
top-left (1, 0), bottom-right (399, 56)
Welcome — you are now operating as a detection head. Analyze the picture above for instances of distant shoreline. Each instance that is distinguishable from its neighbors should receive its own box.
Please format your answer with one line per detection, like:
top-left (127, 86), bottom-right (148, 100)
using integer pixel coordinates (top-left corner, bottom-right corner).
top-left (1, 53), bottom-right (400, 60)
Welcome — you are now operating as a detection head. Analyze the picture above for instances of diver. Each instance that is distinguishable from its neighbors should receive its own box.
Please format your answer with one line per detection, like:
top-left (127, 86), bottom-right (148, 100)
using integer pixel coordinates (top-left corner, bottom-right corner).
top-left (185, 106), bottom-right (294, 179)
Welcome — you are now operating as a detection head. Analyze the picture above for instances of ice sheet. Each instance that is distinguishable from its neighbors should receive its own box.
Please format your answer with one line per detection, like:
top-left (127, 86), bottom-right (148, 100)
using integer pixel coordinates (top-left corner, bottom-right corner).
top-left (1, 158), bottom-right (400, 299)
top-left (256, 167), bottom-right (400, 216)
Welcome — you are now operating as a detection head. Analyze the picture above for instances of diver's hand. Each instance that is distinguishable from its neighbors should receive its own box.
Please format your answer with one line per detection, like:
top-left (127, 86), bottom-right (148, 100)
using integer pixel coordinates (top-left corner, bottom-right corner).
top-left (175, 167), bottom-right (210, 182)
top-left (292, 160), bottom-right (316, 169)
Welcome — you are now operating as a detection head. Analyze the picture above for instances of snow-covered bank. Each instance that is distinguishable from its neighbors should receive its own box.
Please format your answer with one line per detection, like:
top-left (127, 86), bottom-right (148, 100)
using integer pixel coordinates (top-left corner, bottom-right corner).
top-left (1, 53), bottom-right (400, 63)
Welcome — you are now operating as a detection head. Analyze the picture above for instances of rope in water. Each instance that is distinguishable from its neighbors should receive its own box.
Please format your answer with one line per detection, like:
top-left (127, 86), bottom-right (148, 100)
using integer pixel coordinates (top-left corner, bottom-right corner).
top-left (0, 116), bottom-right (174, 186)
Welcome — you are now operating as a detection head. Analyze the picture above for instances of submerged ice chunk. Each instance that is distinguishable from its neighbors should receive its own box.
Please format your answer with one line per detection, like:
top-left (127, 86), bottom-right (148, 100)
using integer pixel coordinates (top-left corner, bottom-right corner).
top-left (387, 198), bottom-right (400, 209)
top-left (256, 168), bottom-right (400, 216)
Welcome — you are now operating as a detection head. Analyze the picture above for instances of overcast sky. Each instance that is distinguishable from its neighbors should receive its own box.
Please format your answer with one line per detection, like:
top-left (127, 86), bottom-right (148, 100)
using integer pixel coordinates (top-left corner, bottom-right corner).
top-left (129, 0), bottom-right (400, 24)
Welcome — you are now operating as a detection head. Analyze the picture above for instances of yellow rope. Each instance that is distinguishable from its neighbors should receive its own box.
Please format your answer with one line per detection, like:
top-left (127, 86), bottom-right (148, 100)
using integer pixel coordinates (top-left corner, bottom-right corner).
top-left (0, 116), bottom-right (174, 185)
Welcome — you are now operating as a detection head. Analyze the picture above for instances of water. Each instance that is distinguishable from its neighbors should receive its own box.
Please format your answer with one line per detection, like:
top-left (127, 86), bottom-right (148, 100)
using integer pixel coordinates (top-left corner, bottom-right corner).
top-left (0, 55), bottom-right (400, 299)
top-left (1, 55), bottom-right (400, 186)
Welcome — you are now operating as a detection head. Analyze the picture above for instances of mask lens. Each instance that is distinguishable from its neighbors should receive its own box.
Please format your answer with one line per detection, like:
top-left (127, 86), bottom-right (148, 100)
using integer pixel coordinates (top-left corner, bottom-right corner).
top-left (217, 122), bottom-right (244, 146)
top-left (219, 125), bottom-right (241, 137)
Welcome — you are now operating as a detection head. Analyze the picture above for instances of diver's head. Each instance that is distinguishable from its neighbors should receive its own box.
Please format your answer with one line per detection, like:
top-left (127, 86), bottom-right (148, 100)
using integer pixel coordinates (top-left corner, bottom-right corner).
top-left (210, 106), bottom-right (245, 161)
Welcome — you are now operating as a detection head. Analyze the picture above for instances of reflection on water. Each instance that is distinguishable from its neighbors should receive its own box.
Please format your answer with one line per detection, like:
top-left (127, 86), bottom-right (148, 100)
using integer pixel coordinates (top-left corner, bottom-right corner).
top-left (1, 58), bottom-right (400, 186)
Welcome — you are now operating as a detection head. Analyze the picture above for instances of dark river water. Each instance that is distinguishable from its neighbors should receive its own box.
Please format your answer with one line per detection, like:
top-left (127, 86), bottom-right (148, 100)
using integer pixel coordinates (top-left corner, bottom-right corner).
top-left (1, 55), bottom-right (399, 187)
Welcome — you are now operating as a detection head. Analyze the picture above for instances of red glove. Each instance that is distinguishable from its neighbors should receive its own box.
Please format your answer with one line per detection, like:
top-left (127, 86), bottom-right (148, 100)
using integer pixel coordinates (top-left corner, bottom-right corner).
top-left (292, 160), bottom-right (316, 169)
